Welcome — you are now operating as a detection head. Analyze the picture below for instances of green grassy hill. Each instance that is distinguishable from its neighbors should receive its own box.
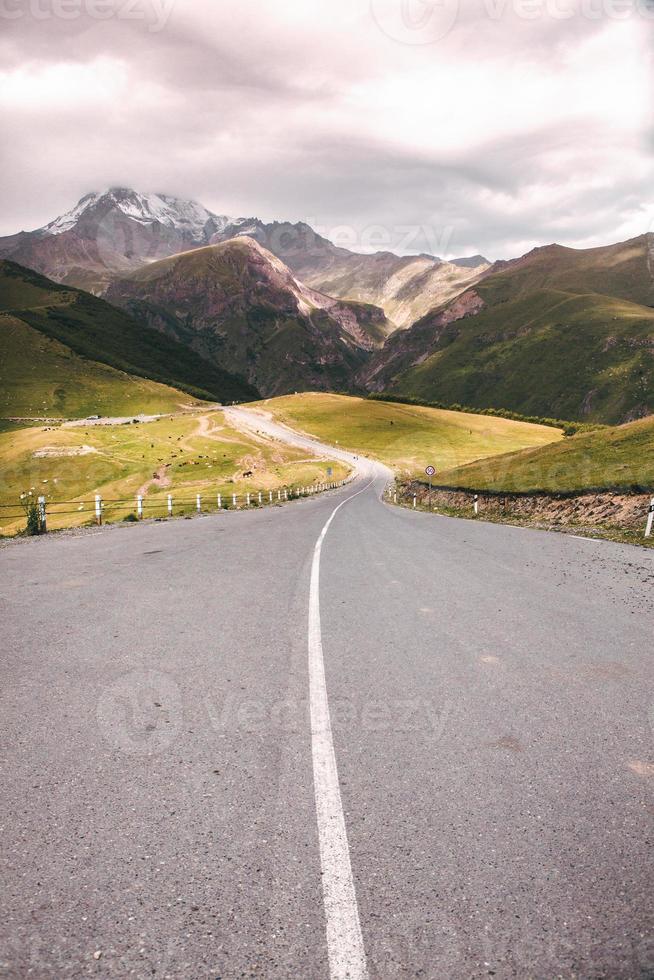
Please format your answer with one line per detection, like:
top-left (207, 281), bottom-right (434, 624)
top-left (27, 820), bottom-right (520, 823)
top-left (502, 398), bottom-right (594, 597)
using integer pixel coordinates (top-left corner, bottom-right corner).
top-left (481, 236), bottom-right (654, 308)
top-left (436, 414), bottom-right (654, 494)
top-left (257, 392), bottom-right (561, 476)
top-left (396, 290), bottom-right (654, 422)
top-left (0, 260), bottom-right (258, 417)
top-left (366, 235), bottom-right (654, 424)
top-left (0, 314), bottom-right (193, 419)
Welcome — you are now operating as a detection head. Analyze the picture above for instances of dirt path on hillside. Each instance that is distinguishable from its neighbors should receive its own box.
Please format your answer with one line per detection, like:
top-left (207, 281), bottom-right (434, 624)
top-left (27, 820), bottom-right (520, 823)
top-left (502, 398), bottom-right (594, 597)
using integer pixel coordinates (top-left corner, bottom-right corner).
top-left (137, 464), bottom-right (172, 497)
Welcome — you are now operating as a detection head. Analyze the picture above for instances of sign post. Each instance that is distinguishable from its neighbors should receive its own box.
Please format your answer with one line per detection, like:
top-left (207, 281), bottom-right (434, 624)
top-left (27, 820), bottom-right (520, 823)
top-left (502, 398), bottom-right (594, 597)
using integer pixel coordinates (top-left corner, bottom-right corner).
top-left (645, 497), bottom-right (654, 538)
top-left (38, 495), bottom-right (47, 533)
top-left (425, 466), bottom-right (435, 510)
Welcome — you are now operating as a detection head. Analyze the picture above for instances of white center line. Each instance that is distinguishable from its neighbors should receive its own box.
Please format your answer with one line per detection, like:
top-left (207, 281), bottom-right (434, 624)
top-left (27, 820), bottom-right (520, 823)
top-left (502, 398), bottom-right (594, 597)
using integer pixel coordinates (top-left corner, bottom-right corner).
top-left (308, 478), bottom-right (374, 980)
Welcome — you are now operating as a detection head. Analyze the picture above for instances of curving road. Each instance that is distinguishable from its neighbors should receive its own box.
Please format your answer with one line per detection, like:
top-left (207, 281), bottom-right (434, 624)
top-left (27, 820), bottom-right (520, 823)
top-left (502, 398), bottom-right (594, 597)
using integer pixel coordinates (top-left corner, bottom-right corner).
top-left (1, 411), bottom-right (653, 979)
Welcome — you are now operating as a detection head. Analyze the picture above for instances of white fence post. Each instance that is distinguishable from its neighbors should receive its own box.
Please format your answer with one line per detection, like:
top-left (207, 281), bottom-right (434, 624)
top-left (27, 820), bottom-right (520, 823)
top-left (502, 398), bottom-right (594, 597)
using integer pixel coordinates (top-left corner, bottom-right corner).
top-left (277, 489), bottom-right (281, 501)
top-left (413, 495), bottom-right (416, 509)
top-left (645, 497), bottom-right (654, 537)
top-left (269, 491), bottom-right (273, 503)
top-left (393, 491), bottom-right (397, 504)
top-left (167, 494), bottom-right (173, 516)
top-left (474, 494), bottom-right (479, 516)
top-left (232, 493), bottom-right (237, 508)
top-left (217, 492), bottom-right (222, 509)
top-left (137, 494), bottom-right (143, 519)
top-left (246, 492), bottom-right (250, 506)
top-left (38, 495), bottom-right (46, 532)
top-left (95, 495), bottom-right (102, 525)
top-left (196, 494), bottom-right (201, 513)
top-left (258, 491), bottom-right (262, 505)
top-left (284, 489), bottom-right (288, 500)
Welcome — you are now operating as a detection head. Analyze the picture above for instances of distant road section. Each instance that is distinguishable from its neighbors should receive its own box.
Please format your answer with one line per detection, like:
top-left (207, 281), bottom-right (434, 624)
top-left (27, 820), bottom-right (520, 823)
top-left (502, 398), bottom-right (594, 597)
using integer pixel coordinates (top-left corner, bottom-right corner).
top-left (225, 404), bottom-right (378, 475)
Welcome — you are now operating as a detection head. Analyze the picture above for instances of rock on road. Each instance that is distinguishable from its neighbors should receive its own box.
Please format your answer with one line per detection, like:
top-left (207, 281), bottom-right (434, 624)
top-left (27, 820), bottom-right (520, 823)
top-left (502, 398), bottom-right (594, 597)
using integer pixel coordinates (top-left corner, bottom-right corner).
top-left (1, 408), bottom-right (653, 979)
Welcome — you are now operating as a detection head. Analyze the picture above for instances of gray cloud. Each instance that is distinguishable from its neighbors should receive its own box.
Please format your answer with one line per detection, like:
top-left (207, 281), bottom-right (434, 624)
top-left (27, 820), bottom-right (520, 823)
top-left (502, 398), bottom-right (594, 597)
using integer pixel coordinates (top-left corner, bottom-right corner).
top-left (0, 0), bottom-right (652, 258)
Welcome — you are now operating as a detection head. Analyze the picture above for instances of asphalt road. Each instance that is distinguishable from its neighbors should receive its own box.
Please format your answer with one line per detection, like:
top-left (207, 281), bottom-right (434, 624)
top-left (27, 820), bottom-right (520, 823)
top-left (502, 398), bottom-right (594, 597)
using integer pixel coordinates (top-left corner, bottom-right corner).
top-left (1, 414), bottom-right (653, 979)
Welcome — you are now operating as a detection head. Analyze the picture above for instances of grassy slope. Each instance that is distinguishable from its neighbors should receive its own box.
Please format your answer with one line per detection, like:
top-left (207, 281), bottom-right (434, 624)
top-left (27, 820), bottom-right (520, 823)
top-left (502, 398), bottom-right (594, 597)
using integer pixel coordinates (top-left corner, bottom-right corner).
top-left (395, 290), bottom-right (654, 423)
top-left (256, 392), bottom-right (561, 476)
top-left (435, 414), bottom-right (654, 494)
top-left (480, 238), bottom-right (654, 307)
top-left (389, 237), bottom-right (654, 424)
top-left (0, 411), bottom-right (348, 533)
top-left (0, 260), bottom-right (258, 412)
top-left (0, 314), bottom-right (192, 418)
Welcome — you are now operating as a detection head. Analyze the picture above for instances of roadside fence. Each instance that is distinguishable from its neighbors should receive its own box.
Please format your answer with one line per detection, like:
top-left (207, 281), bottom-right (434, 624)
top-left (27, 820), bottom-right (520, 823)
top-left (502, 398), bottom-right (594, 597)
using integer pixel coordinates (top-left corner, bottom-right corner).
top-left (0, 478), bottom-right (350, 535)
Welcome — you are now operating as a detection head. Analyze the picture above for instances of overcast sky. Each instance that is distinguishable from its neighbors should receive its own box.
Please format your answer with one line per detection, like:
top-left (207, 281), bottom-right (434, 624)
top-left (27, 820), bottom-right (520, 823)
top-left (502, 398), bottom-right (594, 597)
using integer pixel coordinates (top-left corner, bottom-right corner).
top-left (0, 0), bottom-right (652, 259)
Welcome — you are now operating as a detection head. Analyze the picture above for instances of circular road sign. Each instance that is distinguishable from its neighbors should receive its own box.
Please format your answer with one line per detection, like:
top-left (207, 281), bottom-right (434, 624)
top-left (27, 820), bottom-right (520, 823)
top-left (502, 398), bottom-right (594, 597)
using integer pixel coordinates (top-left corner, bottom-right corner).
top-left (425, 465), bottom-right (436, 477)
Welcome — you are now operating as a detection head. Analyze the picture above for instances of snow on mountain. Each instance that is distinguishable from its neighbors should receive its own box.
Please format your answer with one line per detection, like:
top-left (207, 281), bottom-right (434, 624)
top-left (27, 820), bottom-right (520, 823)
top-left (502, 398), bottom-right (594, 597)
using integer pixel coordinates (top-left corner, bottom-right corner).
top-left (4, 188), bottom-right (492, 324)
top-left (42, 187), bottom-right (234, 242)
top-left (43, 192), bottom-right (102, 235)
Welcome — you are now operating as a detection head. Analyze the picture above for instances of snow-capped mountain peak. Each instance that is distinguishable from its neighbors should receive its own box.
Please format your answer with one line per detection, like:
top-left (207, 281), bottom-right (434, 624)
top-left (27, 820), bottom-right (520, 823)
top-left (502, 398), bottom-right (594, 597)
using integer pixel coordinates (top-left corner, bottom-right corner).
top-left (42, 187), bottom-right (234, 242)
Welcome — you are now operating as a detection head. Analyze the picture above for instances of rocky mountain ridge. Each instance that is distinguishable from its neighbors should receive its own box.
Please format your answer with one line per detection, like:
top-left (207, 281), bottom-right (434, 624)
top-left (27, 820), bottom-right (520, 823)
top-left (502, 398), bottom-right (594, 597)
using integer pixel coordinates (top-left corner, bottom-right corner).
top-left (0, 189), bottom-right (490, 330)
top-left (106, 237), bottom-right (384, 396)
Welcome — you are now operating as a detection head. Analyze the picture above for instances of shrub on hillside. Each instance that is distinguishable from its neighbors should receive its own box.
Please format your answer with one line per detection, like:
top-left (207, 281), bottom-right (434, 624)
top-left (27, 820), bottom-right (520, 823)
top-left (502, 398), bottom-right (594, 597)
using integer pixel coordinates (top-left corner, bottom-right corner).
top-left (20, 492), bottom-right (45, 535)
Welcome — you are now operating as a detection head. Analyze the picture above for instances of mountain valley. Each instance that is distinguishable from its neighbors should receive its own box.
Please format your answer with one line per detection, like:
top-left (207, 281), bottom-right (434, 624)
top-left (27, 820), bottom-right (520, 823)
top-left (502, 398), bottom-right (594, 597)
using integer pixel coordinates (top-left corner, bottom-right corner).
top-left (2, 188), bottom-right (654, 424)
